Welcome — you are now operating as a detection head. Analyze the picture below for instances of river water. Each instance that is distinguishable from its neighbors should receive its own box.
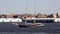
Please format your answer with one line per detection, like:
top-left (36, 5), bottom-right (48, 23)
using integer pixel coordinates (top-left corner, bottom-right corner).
top-left (0, 23), bottom-right (60, 34)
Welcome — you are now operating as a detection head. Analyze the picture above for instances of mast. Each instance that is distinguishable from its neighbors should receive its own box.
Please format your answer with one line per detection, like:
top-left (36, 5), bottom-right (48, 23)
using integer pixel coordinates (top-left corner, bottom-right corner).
top-left (34, 0), bottom-right (37, 24)
top-left (34, 0), bottom-right (37, 16)
top-left (25, 1), bottom-right (28, 13)
top-left (25, 0), bottom-right (28, 24)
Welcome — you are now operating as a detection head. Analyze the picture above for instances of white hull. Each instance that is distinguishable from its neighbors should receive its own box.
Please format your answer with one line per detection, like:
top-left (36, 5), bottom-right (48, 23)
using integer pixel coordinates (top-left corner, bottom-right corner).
top-left (0, 18), bottom-right (22, 22)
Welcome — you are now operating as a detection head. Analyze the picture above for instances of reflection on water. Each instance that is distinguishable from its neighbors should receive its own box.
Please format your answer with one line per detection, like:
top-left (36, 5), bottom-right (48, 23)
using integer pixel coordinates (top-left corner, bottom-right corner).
top-left (0, 23), bottom-right (60, 34)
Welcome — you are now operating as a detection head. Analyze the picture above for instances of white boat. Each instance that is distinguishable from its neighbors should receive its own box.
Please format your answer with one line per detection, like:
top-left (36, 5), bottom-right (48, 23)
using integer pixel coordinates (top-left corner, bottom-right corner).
top-left (0, 18), bottom-right (22, 22)
top-left (19, 18), bottom-right (60, 27)
top-left (0, 18), bottom-right (22, 25)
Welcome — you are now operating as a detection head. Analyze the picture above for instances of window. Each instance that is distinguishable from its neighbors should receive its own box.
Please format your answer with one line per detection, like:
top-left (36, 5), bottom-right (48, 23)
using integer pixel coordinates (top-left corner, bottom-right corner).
top-left (35, 20), bottom-right (54, 23)
top-left (10, 20), bottom-right (12, 22)
top-left (17, 20), bottom-right (19, 21)
top-left (35, 20), bottom-right (41, 23)
top-left (2, 20), bottom-right (4, 22)
top-left (26, 20), bottom-right (34, 23)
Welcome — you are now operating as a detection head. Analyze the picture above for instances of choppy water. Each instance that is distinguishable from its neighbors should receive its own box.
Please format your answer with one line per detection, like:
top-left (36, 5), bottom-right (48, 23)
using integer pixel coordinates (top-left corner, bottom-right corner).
top-left (0, 23), bottom-right (60, 34)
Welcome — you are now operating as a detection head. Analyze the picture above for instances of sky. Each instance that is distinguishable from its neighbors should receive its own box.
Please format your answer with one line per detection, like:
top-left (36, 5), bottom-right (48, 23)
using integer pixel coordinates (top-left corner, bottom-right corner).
top-left (0, 0), bottom-right (60, 14)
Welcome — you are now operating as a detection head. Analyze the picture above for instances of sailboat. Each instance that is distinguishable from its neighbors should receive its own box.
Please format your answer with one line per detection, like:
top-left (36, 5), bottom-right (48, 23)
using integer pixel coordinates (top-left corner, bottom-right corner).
top-left (18, 0), bottom-right (60, 27)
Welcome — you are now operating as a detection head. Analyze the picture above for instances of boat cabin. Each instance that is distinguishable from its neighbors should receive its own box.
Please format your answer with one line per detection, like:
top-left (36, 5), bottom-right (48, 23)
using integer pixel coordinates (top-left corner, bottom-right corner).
top-left (23, 18), bottom-right (54, 23)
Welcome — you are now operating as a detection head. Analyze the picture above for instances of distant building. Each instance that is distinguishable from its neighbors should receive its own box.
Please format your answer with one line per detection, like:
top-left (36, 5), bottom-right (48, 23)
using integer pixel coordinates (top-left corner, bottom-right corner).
top-left (37, 13), bottom-right (47, 18)
top-left (57, 13), bottom-right (60, 18)
top-left (47, 14), bottom-right (53, 18)
top-left (1, 15), bottom-right (6, 18)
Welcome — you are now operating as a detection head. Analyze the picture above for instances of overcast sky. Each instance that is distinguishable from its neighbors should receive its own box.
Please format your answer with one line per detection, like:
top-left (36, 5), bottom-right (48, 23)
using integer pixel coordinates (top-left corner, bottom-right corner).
top-left (0, 0), bottom-right (60, 14)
